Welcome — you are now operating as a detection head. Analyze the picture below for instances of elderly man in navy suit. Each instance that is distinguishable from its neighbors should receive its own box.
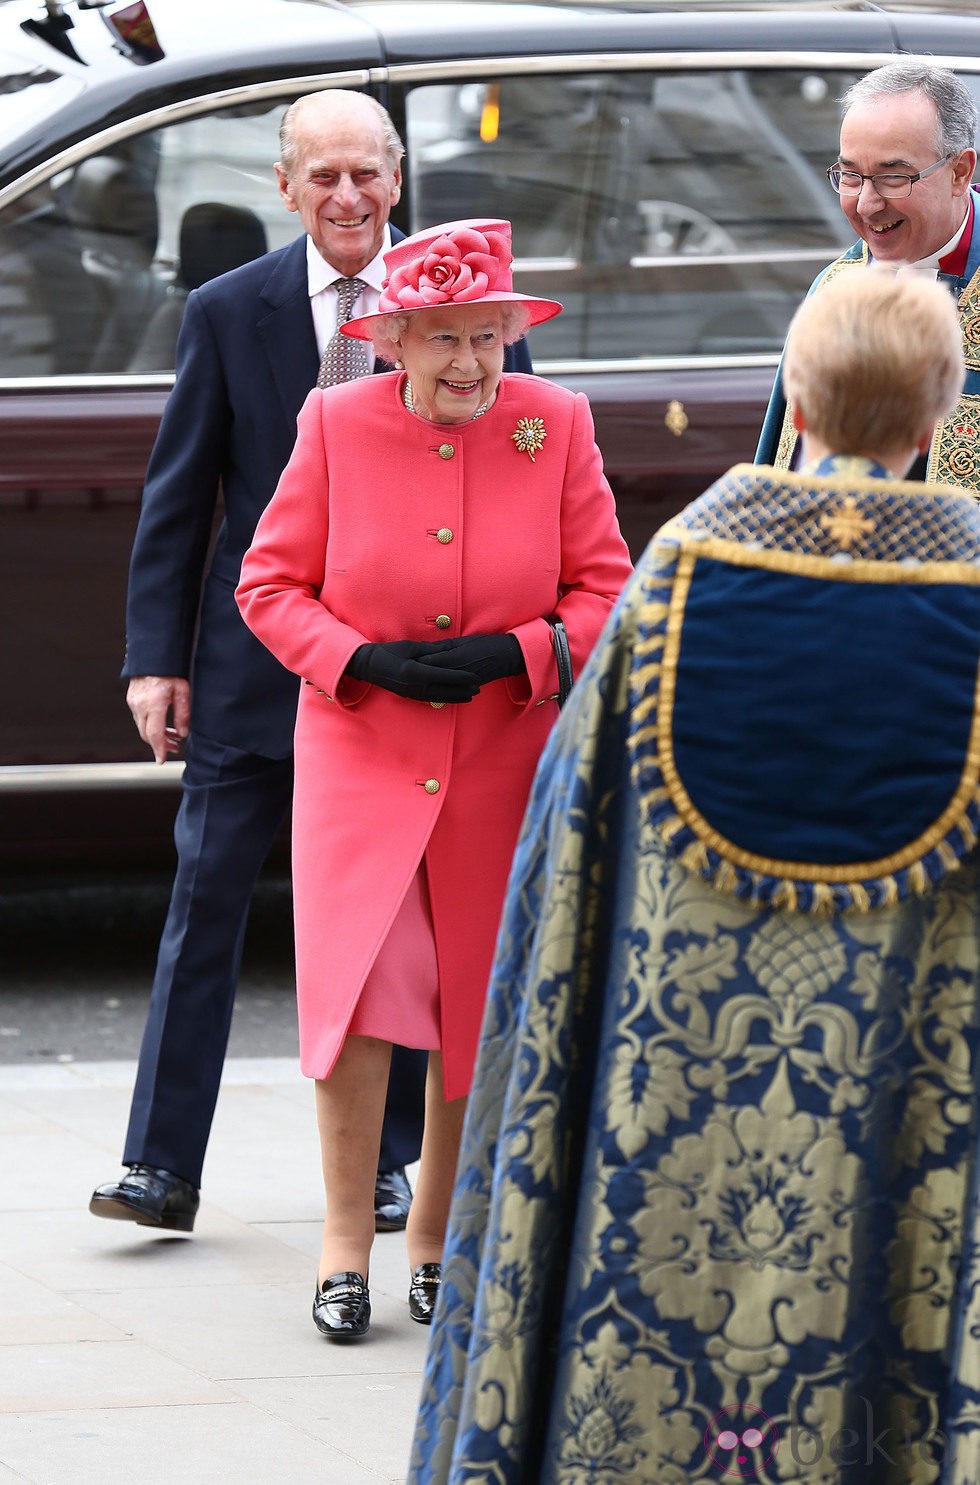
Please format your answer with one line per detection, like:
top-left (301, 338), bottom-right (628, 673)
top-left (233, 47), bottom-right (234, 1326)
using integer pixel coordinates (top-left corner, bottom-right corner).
top-left (90, 90), bottom-right (532, 1235)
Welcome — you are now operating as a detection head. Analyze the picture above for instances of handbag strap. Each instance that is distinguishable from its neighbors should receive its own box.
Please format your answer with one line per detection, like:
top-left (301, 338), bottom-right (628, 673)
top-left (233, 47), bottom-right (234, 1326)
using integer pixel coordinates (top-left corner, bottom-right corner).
top-left (547, 615), bottom-right (574, 707)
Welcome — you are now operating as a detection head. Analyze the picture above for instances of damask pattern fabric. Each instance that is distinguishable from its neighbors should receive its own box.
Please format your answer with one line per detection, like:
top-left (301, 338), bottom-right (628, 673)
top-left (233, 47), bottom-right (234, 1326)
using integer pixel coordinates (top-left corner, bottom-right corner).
top-left (409, 462), bottom-right (980, 1485)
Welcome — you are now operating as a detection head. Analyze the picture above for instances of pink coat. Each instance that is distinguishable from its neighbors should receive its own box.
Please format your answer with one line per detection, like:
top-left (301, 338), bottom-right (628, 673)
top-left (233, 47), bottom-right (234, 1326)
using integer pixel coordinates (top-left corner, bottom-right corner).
top-left (236, 371), bottom-right (632, 1098)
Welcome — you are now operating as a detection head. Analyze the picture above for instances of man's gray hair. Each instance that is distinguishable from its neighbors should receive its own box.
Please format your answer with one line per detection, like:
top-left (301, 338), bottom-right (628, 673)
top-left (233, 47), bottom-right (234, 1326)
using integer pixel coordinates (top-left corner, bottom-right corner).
top-left (842, 61), bottom-right (978, 158)
top-left (279, 90), bottom-right (405, 174)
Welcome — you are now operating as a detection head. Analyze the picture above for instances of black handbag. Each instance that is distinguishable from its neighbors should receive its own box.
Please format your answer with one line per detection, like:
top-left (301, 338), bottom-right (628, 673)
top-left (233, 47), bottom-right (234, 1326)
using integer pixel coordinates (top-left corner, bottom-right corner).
top-left (546, 615), bottom-right (574, 707)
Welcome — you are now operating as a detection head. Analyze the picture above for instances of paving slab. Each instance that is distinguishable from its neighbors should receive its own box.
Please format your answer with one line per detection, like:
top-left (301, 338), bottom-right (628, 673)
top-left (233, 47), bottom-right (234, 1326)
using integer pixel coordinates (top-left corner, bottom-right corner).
top-left (235, 1371), bottom-right (425, 1478)
top-left (0, 1264), bottom-right (125, 1346)
top-left (0, 1402), bottom-right (396, 1485)
top-left (0, 1056), bottom-right (427, 1485)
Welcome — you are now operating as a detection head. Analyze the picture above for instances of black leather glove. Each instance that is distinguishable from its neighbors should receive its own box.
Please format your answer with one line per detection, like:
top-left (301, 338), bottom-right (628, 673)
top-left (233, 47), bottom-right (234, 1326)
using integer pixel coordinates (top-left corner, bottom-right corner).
top-left (345, 640), bottom-right (479, 702)
top-left (423, 633), bottom-right (525, 683)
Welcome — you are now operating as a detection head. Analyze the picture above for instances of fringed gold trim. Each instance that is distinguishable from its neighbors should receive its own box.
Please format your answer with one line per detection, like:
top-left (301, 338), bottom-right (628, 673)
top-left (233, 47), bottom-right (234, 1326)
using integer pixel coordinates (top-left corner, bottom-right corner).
top-left (630, 722), bottom-right (661, 754)
top-left (638, 600), bottom-right (671, 628)
top-left (848, 882), bottom-right (871, 914)
top-left (680, 839), bottom-right (711, 872)
top-left (630, 697), bottom-right (660, 734)
top-left (628, 467), bottom-right (980, 914)
top-left (653, 550), bottom-right (980, 884)
top-left (958, 808), bottom-right (980, 854)
top-left (714, 860), bottom-right (740, 895)
top-left (772, 879), bottom-right (798, 913)
top-left (632, 658), bottom-right (662, 688)
top-left (809, 882), bottom-right (837, 918)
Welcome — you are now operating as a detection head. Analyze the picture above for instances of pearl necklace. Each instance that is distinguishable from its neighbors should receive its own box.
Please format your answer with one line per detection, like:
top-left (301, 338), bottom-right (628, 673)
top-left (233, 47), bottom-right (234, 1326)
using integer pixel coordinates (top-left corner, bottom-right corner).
top-left (403, 378), bottom-right (495, 421)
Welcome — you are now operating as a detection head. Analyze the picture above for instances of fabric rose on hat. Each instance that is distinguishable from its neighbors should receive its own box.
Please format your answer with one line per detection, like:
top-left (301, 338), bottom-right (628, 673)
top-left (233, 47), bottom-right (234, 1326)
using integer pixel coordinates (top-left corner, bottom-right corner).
top-left (383, 226), bottom-right (512, 308)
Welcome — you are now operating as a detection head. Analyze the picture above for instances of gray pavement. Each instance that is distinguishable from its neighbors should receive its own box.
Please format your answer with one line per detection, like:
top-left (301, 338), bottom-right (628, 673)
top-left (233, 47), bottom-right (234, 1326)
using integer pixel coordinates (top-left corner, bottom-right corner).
top-left (0, 1054), bottom-right (426, 1483)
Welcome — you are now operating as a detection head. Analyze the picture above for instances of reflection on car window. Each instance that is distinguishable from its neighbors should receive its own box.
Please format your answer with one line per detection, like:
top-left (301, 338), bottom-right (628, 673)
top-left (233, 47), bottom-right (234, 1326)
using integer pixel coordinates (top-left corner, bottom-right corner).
top-left (0, 101), bottom-right (286, 377)
top-left (406, 67), bottom-right (969, 361)
top-left (0, 46), bottom-right (83, 138)
top-left (2, 65), bottom-right (980, 380)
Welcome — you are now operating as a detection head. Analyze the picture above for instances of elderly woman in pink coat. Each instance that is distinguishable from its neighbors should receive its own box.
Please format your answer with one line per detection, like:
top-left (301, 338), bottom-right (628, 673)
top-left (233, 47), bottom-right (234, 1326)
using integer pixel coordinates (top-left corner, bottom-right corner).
top-left (236, 217), bottom-right (632, 1342)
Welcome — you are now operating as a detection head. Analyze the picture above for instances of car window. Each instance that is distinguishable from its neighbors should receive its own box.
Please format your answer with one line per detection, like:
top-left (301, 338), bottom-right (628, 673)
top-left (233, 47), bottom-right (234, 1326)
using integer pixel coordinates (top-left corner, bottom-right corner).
top-left (2, 62), bottom-right (980, 381)
top-left (404, 66), bottom-right (980, 362)
top-left (0, 100), bottom-right (287, 378)
top-left (0, 43), bottom-right (84, 138)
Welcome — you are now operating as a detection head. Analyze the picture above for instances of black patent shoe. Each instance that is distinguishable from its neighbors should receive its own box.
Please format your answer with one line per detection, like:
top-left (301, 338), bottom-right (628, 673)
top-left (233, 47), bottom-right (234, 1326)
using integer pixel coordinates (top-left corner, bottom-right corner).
top-left (408, 1262), bottom-right (442, 1325)
top-left (89, 1165), bottom-right (200, 1232)
top-left (313, 1271), bottom-right (371, 1340)
top-left (374, 1167), bottom-right (412, 1232)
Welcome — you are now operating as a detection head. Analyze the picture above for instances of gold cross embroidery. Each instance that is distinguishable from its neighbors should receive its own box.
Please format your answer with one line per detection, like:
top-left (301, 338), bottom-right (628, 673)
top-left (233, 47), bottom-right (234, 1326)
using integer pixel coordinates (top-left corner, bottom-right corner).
top-left (819, 496), bottom-right (875, 550)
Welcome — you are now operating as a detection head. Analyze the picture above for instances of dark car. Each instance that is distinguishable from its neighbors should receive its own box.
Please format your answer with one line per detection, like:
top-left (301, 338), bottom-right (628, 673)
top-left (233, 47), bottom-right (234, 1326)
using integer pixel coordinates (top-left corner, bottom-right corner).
top-left (2, 0), bottom-right (980, 862)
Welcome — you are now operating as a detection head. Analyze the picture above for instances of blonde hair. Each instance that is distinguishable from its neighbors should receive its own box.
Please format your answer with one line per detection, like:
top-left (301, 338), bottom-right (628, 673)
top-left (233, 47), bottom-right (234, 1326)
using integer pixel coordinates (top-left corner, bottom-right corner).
top-left (783, 269), bottom-right (964, 455)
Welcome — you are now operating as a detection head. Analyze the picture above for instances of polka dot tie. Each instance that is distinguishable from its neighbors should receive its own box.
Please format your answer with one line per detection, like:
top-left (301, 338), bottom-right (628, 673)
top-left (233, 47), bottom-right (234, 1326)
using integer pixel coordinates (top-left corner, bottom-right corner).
top-left (316, 277), bottom-right (370, 388)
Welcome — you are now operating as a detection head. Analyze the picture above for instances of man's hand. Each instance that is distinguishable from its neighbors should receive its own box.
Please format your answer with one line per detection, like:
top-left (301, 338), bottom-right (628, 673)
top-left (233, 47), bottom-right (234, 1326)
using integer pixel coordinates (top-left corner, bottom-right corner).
top-left (126, 676), bottom-right (190, 764)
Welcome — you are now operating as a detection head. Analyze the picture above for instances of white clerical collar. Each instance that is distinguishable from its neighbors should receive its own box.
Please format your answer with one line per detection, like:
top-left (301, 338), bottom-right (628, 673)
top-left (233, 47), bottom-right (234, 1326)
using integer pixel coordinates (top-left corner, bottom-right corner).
top-left (907, 208), bottom-right (970, 274)
top-left (306, 226), bottom-right (391, 298)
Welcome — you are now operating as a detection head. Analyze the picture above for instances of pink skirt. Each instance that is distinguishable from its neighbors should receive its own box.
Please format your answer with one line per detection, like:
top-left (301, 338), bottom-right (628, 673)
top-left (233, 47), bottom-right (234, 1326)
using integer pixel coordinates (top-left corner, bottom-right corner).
top-left (346, 860), bottom-right (441, 1049)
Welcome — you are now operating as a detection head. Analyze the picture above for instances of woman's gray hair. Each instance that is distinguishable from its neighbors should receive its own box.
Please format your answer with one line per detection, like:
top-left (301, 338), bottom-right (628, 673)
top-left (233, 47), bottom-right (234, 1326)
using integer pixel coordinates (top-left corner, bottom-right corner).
top-left (368, 302), bottom-right (532, 363)
top-left (842, 61), bottom-right (978, 158)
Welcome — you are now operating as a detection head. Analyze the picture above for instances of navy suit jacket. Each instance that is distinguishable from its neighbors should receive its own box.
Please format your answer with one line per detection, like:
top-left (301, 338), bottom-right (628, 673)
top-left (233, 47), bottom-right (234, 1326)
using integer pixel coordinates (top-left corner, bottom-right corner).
top-left (124, 233), bottom-right (532, 758)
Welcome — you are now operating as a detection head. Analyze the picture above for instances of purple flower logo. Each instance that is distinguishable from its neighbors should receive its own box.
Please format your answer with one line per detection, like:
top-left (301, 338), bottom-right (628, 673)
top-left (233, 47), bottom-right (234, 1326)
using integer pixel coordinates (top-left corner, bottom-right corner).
top-left (704, 1406), bottom-right (779, 1478)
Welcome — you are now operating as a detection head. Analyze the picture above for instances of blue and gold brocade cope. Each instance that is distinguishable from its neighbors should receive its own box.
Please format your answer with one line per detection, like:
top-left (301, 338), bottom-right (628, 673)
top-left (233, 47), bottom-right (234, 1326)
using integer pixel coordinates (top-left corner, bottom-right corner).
top-left (409, 461), bottom-right (980, 1485)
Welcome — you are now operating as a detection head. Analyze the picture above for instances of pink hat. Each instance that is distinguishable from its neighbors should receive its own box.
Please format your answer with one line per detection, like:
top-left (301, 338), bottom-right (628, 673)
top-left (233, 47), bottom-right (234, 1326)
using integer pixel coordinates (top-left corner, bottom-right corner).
top-left (340, 218), bottom-right (562, 339)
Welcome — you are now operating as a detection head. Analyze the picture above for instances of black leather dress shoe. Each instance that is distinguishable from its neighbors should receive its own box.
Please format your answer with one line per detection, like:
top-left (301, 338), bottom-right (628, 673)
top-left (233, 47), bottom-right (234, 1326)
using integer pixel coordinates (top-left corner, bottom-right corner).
top-left (313, 1271), bottom-right (371, 1340)
top-left (408, 1262), bottom-right (442, 1324)
top-left (89, 1165), bottom-right (200, 1232)
top-left (374, 1167), bottom-right (412, 1232)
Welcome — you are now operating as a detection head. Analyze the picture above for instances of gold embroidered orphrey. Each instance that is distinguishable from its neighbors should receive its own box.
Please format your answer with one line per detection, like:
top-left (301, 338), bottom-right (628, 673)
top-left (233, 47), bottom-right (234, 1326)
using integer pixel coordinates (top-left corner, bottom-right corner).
top-left (928, 265), bottom-right (980, 488)
top-left (511, 416), bottom-right (547, 461)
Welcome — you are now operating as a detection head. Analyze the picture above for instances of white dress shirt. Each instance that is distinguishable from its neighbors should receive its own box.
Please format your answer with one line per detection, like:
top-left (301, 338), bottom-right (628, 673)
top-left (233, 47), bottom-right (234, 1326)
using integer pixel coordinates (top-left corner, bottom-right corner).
top-left (306, 228), bottom-right (392, 369)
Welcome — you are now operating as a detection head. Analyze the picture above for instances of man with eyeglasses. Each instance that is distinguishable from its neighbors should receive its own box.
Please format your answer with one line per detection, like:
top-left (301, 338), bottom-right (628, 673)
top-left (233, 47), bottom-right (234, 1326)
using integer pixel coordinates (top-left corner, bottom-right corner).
top-left (757, 59), bottom-right (979, 487)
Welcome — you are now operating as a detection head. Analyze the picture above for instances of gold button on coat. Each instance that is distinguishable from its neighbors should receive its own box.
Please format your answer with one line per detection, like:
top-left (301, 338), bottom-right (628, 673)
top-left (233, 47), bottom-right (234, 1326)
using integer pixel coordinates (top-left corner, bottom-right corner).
top-left (438, 444), bottom-right (455, 459)
top-left (435, 614), bottom-right (451, 629)
top-left (430, 701), bottom-right (446, 710)
top-left (424, 779), bottom-right (440, 794)
top-left (436, 528), bottom-right (453, 544)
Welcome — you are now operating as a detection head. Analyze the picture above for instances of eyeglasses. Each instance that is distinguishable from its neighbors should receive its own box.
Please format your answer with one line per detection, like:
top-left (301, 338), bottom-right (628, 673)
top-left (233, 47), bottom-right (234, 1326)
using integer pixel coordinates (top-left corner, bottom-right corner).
top-left (826, 155), bottom-right (953, 199)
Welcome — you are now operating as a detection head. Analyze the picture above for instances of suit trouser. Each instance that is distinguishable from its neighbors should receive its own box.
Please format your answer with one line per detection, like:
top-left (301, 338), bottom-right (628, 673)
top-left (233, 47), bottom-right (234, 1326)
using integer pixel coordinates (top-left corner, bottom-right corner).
top-left (123, 730), bottom-right (427, 1187)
